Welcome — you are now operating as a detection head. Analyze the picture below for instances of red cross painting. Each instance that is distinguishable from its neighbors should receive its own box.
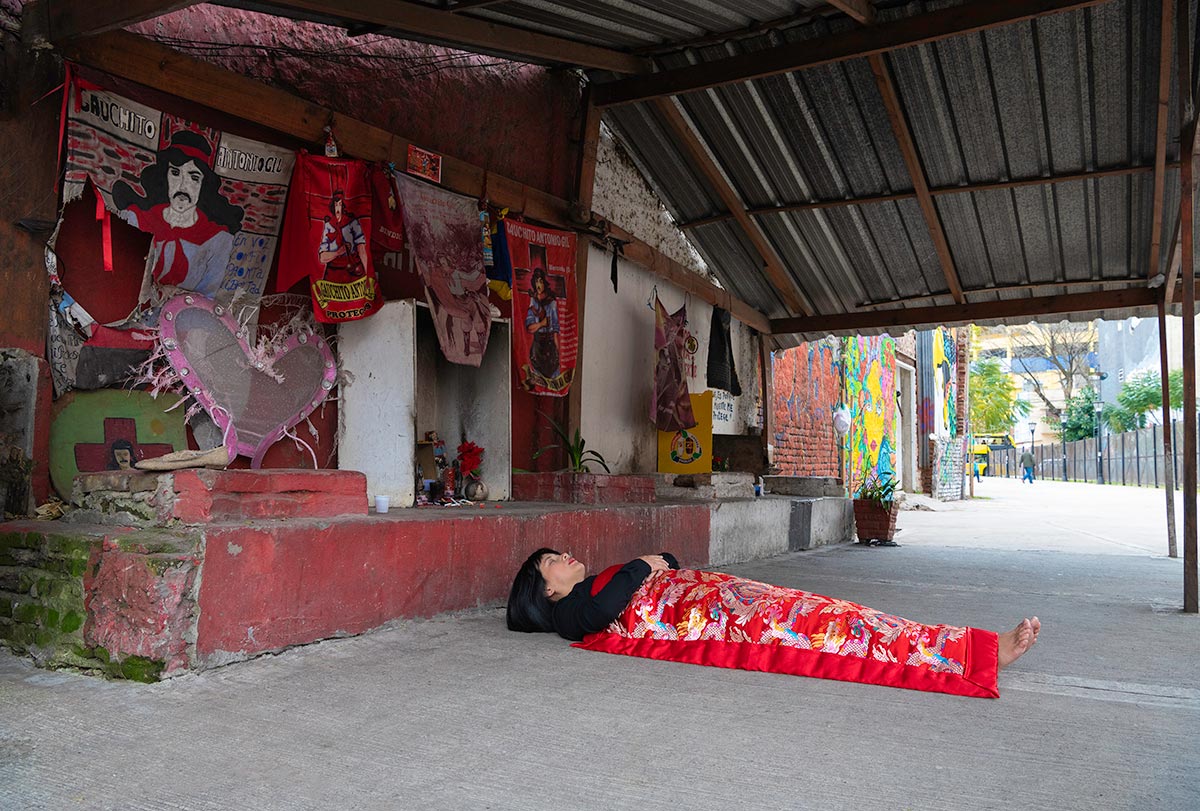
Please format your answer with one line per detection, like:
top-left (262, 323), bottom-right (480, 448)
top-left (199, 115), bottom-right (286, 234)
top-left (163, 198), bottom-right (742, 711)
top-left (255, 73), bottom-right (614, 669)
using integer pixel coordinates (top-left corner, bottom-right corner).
top-left (74, 417), bottom-right (174, 472)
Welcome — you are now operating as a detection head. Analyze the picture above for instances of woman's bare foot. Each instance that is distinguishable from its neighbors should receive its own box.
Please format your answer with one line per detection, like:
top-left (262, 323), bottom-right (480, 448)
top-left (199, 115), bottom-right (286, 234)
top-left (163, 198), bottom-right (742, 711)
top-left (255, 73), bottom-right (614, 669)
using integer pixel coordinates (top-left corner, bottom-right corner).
top-left (997, 616), bottom-right (1041, 669)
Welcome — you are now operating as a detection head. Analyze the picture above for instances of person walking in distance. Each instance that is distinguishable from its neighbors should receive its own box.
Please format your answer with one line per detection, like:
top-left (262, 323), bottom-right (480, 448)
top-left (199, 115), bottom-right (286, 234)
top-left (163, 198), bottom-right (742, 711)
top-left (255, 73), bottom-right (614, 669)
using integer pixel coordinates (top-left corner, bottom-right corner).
top-left (1020, 448), bottom-right (1036, 483)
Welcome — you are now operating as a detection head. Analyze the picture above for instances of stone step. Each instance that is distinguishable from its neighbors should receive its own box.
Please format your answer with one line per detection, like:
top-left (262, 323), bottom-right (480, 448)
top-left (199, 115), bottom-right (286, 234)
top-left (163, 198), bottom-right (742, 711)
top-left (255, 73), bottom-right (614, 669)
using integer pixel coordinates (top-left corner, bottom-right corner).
top-left (71, 469), bottom-right (368, 526)
top-left (763, 475), bottom-right (845, 498)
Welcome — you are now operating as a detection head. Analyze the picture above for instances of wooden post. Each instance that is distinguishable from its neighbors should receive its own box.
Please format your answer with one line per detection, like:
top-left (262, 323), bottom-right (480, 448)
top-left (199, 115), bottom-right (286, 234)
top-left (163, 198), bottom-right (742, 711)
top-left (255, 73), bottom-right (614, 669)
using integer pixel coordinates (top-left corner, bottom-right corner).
top-left (566, 90), bottom-right (602, 439)
top-left (1156, 297), bottom-right (1176, 556)
top-left (1179, 0), bottom-right (1198, 612)
top-left (760, 336), bottom-right (774, 473)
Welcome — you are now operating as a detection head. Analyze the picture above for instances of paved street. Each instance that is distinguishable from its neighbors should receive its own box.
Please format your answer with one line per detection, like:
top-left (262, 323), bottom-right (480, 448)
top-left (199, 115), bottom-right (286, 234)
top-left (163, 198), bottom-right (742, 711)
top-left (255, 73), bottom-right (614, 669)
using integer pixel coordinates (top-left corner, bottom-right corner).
top-left (902, 475), bottom-right (1182, 557)
top-left (1, 480), bottom-right (1196, 811)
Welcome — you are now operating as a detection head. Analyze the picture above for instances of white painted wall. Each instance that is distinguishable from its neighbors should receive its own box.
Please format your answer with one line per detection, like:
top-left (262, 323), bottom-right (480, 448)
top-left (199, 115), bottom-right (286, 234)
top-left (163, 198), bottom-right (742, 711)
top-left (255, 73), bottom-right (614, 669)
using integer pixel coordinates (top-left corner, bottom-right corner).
top-left (579, 245), bottom-right (761, 473)
top-left (338, 299), bottom-right (418, 507)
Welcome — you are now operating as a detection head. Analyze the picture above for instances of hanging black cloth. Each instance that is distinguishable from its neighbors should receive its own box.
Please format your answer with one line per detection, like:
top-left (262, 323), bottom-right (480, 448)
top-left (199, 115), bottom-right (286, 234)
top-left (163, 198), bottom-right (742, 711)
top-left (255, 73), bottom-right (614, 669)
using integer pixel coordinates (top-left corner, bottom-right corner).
top-left (705, 306), bottom-right (741, 396)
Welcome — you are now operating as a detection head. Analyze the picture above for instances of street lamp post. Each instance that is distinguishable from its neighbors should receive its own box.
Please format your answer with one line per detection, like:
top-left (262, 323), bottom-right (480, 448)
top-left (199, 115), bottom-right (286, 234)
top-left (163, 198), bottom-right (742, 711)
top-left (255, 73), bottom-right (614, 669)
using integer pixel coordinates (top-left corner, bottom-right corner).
top-left (1094, 399), bottom-right (1105, 485)
top-left (1061, 414), bottom-right (1069, 482)
top-left (1028, 420), bottom-right (1038, 481)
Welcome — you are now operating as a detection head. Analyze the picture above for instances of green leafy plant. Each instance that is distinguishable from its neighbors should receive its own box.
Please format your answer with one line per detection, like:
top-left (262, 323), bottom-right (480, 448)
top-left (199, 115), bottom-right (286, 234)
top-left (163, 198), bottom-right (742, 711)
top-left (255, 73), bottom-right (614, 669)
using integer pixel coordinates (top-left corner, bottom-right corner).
top-left (854, 473), bottom-right (897, 511)
top-left (969, 358), bottom-right (1031, 433)
top-left (532, 413), bottom-right (611, 473)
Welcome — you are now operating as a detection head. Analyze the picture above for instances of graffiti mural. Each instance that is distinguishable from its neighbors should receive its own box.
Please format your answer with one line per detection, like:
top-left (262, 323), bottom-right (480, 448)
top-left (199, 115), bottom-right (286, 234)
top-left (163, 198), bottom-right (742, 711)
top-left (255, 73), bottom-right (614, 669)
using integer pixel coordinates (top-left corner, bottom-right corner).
top-left (934, 327), bottom-right (958, 437)
top-left (842, 335), bottom-right (897, 495)
top-left (770, 338), bottom-right (840, 478)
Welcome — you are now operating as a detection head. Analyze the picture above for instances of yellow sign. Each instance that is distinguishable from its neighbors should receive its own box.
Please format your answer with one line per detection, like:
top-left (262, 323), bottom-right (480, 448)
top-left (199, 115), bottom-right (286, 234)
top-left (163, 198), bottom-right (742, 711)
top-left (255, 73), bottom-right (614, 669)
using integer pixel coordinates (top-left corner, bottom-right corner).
top-left (657, 391), bottom-right (713, 474)
top-left (313, 276), bottom-right (376, 308)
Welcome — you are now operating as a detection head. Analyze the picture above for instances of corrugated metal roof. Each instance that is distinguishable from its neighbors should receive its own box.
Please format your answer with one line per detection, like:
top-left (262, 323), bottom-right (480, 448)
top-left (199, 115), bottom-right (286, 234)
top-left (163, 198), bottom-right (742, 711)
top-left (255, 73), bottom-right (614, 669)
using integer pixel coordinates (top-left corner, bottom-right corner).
top-left (222, 0), bottom-right (1189, 332)
top-left (605, 0), bottom-right (1181, 325)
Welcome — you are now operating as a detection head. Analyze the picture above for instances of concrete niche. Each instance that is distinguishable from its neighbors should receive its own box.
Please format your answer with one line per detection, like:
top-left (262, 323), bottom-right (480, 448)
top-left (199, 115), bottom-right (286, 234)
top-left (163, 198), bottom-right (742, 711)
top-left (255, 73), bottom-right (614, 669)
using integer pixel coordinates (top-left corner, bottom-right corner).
top-left (338, 300), bottom-right (511, 507)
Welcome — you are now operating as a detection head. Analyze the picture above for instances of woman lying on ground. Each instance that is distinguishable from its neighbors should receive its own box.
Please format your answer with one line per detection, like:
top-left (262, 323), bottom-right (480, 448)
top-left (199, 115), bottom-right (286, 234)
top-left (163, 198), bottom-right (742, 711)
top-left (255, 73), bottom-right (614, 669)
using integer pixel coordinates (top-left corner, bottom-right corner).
top-left (506, 549), bottom-right (1040, 699)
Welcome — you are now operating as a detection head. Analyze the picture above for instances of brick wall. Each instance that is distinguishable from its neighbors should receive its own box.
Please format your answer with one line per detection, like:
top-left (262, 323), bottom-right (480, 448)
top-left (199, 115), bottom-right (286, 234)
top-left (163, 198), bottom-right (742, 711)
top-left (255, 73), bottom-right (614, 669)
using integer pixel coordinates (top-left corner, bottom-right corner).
top-left (771, 340), bottom-right (841, 478)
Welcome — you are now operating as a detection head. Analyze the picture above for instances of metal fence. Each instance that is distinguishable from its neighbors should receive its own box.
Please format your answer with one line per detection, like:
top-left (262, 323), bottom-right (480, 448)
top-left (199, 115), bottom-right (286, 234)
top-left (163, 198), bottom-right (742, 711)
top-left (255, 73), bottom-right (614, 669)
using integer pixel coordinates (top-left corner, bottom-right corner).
top-left (986, 420), bottom-right (1192, 488)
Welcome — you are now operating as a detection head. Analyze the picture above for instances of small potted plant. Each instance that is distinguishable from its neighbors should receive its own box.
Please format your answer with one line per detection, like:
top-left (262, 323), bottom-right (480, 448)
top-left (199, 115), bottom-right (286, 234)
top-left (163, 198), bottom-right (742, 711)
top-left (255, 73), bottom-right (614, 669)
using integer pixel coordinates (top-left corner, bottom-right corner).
top-left (853, 473), bottom-right (899, 545)
top-left (531, 413), bottom-right (610, 474)
top-left (513, 413), bottom-right (655, 504)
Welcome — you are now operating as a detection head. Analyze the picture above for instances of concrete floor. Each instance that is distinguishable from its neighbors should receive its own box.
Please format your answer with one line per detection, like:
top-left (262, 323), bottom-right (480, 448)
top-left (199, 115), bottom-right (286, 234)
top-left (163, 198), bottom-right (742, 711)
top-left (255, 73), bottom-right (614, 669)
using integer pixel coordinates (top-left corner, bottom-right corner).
top-left (1, 478), bottom-right (1197, 811)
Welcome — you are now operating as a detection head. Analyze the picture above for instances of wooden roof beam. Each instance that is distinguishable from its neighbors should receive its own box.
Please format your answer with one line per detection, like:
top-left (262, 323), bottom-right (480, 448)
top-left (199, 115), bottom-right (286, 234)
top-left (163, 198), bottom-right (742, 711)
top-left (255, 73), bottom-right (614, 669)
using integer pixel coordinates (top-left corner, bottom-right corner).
top-left (828, 0), bottom-right (877, 26)
top-left (593, 0), bottom-right (1109, 107)
top-left (1148, 0), bottom-right (1176, 283)
top-left (770, 286), bottom-right (1160, 336)
top-left (45, 0), bottom-right (200, 41)
top-left (270, 0), bottom-right (649, 73)
top-left (868, 52), bottom-right (964, 303)
top-left (651, 96), bottom-right (812, 315)
top-left (446, 0), bottom-right (511, 12)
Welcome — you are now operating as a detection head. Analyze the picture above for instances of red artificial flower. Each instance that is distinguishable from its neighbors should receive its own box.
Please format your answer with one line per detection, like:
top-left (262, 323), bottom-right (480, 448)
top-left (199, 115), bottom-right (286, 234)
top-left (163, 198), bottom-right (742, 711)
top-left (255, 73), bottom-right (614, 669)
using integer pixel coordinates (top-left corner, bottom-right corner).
top-left (456, 441), bottom-right (485, 477)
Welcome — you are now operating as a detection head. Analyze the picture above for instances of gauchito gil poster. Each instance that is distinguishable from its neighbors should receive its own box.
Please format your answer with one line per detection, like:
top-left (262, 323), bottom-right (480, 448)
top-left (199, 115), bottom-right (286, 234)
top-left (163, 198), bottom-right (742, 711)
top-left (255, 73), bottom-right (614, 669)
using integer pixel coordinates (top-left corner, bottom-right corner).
top-left (506, 221), bottom-right (577, 396)
top-left (276, 153), bottom-right (383, 323)
top-left (62, 77), bottom-right (294, 317)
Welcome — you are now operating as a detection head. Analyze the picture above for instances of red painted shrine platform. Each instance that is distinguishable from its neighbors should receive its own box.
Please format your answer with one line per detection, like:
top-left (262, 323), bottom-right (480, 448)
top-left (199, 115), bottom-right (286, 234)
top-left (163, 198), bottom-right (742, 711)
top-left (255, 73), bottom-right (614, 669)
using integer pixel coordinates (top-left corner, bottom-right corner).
top-left (0, 469), bottom-right (711, 680)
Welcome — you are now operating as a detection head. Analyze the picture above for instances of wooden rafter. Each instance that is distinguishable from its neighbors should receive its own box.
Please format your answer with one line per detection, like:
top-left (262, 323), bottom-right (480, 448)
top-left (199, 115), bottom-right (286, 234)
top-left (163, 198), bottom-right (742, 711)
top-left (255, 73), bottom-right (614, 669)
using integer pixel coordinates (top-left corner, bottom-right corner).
top-left (679, 155), bottom-right (1173, 229)
top-left (598, 222), bottom-right (770, 333)
top-left (446, 0), bottom-right (511, 12)
top-left (770, 286), bottom-right (1161, 336)
top-left (592, 0), bottom-right (1108, 107)
top-left (651, 97), bottom-right (811, 315)
top-left (46, 0), bottom-right (200, 41)
top-left (57, 29), bottom-right (770, 336)
top-left (261, 0), bottom-right (649, 73)
top-left (828, 0), bottom-right (877, 26)
top-left (867, 52), bottom-right (964, 303)
top-left (859, 276), bottom-right (1153, 309)
top-left (1148, 0), bottom-right (1176, 282)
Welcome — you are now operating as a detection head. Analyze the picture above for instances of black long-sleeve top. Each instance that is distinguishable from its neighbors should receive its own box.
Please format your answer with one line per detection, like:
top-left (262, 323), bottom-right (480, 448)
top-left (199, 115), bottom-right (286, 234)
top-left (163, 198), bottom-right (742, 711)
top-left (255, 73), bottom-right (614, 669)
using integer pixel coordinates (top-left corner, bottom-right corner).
top-left (550, 553), bottom-right (679, 641)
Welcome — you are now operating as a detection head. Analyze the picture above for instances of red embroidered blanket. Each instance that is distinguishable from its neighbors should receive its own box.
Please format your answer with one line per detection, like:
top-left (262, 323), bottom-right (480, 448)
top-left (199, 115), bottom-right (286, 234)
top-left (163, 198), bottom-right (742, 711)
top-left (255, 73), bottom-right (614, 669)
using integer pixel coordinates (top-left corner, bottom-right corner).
top-left (574, 569), bottom-right (999, 698)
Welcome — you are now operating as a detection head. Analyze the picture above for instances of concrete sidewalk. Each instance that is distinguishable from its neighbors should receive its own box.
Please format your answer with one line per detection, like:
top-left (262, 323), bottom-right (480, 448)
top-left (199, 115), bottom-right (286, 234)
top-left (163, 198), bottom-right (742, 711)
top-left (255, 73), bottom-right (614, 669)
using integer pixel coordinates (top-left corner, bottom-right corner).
top-left (1, 481), bottom-right (1197, 811)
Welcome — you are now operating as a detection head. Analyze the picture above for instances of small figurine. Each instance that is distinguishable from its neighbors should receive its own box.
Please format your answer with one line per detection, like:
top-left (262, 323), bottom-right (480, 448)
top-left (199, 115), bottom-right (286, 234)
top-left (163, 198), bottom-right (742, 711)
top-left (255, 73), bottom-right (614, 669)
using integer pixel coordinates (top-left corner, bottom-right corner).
top-left (427, 430), bottom-right (448, 471)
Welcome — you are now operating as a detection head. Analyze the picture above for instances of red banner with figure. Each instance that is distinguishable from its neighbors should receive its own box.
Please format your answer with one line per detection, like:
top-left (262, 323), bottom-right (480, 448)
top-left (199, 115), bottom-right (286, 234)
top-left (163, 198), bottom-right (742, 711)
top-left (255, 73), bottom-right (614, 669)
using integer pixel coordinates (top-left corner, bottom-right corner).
top-left (277, 153), bottom-right (383, 323)
top-left (506, 220), bottom-right (577, 396)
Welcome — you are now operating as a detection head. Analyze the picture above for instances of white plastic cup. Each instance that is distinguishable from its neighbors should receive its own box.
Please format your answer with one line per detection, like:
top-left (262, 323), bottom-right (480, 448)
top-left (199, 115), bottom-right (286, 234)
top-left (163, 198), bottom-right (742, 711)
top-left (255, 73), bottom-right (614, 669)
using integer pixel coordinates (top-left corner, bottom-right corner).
top-left (375, 494), bottom-right (390, 514)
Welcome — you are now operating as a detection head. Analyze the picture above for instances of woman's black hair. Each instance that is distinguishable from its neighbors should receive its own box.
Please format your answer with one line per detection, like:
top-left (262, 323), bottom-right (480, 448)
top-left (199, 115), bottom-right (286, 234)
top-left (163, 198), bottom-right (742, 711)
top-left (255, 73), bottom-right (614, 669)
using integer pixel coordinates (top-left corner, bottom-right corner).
top-left (506, 547), bottom-right (559, 633)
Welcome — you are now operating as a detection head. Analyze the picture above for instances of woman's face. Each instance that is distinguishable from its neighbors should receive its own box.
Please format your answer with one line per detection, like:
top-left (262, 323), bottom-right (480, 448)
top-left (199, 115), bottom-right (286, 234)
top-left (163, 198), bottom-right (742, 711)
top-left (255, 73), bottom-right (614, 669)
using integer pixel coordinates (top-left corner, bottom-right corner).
top-left (538, 551), bottom-right (585, 599)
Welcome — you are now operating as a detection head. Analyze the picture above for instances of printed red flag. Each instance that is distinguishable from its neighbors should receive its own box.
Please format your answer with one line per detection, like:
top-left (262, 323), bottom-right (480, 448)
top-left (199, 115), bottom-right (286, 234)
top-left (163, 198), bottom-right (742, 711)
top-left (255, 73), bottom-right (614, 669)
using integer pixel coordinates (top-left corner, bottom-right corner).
top-left (506, 220), bottom-right (577, 396)
top-left (277, 152), bottom-right (382, 323)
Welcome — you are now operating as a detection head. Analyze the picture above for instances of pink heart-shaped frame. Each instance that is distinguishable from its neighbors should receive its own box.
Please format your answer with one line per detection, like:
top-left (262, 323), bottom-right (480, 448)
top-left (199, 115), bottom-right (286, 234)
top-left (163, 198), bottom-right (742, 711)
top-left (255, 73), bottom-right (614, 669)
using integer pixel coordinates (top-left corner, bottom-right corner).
top-left (158, 294), bottom-right (337, 468)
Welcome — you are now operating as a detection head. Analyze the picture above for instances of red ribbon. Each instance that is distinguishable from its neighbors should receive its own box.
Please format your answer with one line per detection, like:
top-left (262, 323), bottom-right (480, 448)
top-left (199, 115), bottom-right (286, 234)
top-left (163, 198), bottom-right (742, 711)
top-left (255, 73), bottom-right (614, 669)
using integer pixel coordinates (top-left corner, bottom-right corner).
top-left (94, 186), bottom-right (113, 273)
